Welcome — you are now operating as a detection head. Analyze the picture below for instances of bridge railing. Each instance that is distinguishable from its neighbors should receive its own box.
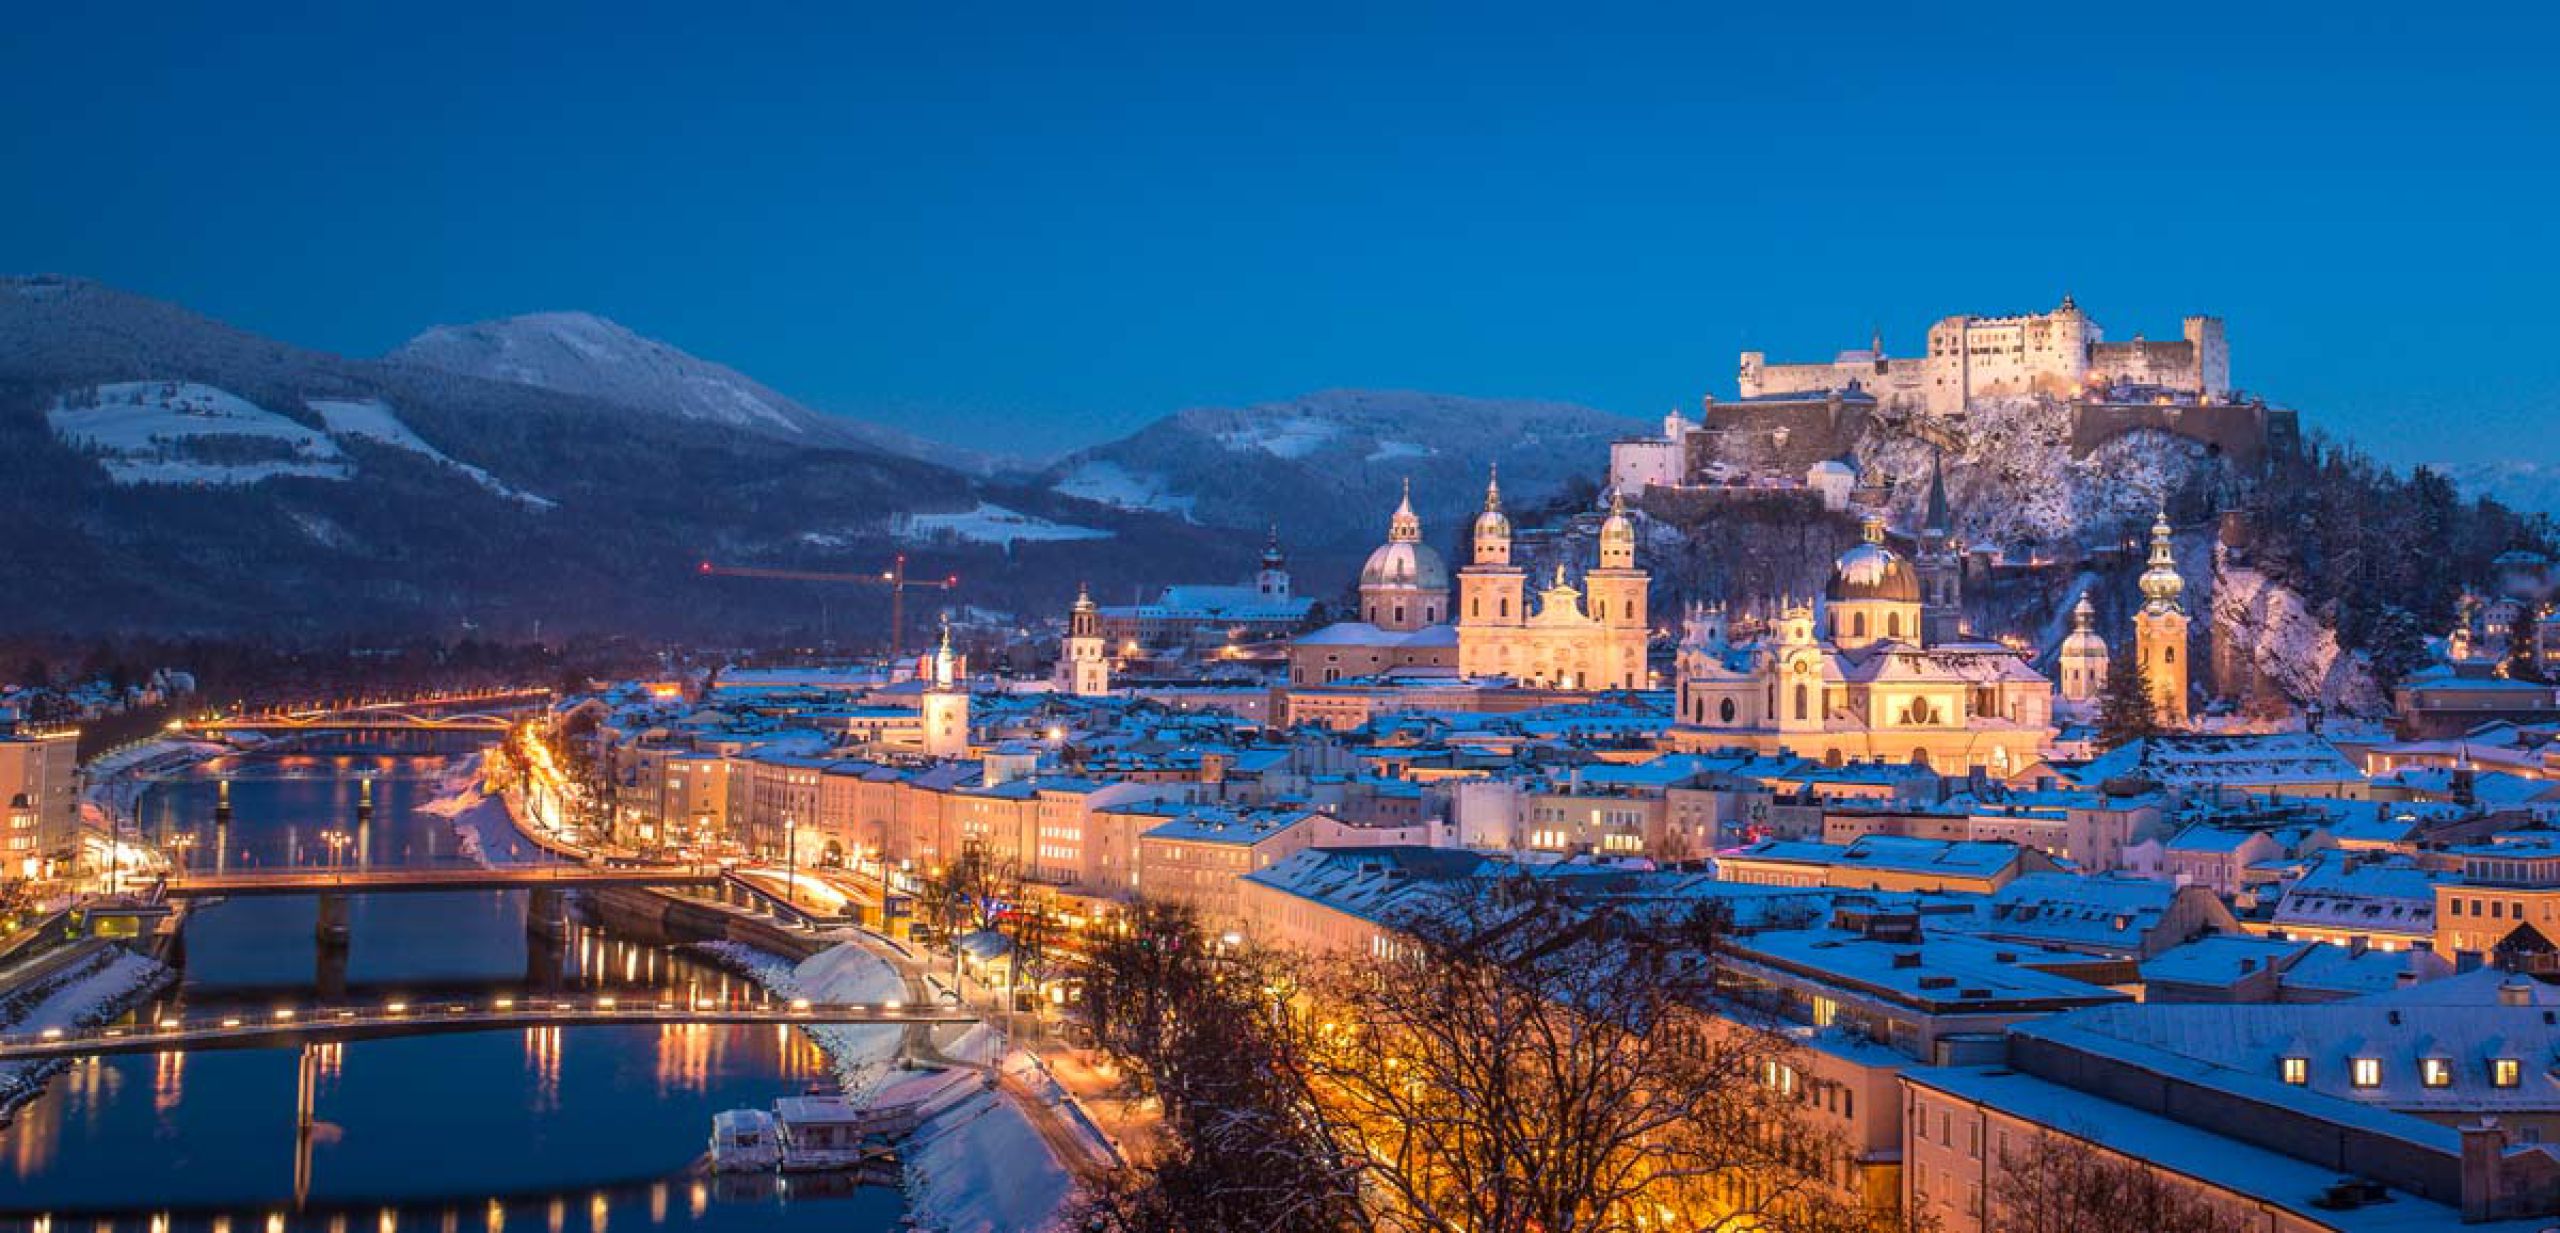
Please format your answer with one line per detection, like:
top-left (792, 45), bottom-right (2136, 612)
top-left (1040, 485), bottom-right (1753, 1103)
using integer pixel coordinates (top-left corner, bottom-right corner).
top-left (0, 990), bottom-right (971, 1058)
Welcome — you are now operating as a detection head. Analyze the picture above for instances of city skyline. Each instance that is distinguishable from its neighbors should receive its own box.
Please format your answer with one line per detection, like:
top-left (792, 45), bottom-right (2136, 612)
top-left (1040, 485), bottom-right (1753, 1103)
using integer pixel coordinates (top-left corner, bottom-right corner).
top-left (6, 3), bottom-right (2557, 462)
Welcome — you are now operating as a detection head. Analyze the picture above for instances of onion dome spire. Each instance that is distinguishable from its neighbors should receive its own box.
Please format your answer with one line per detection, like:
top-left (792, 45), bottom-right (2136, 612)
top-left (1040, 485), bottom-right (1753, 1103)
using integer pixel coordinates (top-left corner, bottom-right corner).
top-left (2140, 508), bottom-right (2185, 613)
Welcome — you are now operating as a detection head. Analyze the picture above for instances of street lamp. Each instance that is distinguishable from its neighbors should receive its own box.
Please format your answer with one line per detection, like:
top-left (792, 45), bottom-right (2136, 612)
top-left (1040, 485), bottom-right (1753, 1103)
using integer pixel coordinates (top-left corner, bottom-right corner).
top-left (319, 829), bottom-right (351, 872)
top-left (783, 816), bottom-right (798, 908)
top-left (170, 833), bottom-right (197, 877)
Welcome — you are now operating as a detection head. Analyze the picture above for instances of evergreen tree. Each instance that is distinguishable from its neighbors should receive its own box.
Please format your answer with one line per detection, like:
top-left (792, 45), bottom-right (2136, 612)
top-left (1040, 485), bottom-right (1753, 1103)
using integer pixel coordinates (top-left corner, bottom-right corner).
top-left (2097, 650), bottom-right (2161, 749)
top-left (2511, 619), bottom-right (2552, 684)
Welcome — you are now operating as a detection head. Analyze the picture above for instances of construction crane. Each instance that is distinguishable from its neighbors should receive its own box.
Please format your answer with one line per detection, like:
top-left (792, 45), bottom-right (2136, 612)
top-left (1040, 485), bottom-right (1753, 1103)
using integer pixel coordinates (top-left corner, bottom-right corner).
top-left (696, 555), bottom-right (958, 657)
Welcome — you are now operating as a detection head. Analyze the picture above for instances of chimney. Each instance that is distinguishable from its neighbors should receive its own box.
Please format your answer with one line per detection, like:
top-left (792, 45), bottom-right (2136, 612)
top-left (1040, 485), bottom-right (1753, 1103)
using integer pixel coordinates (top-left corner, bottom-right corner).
top-left (2462, 1118), bottom-right (2510, 1222)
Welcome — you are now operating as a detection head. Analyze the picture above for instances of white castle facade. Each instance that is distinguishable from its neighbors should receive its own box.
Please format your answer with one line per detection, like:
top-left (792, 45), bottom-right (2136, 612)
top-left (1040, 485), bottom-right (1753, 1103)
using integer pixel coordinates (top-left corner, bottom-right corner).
top-left (1738, 296), bottom-right (2230, 417)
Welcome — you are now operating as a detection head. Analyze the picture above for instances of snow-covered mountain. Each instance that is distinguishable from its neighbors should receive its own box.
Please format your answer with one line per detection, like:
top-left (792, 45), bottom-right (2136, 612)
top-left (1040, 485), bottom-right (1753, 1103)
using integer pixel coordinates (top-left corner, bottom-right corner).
top-left (390, 311), bottom-right (999, 471)
top-left (1045, 389), bottom-right (1645, 550)
top-left (2440, 458), bottom-right (2560, 519)
top-left (0, 276), bottom-right (1242, 639)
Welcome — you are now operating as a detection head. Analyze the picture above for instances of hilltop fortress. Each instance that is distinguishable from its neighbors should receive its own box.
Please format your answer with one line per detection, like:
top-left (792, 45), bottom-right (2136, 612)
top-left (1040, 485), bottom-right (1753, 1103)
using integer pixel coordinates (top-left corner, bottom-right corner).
top-left (1613, 298), bottom-right (2297, 503)
top-left (1739, 295), bottom-right (2229, 416)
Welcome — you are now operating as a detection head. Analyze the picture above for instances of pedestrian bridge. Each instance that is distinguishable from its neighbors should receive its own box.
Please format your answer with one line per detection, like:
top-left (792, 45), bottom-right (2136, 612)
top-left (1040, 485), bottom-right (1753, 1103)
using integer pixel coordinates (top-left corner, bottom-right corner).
top-left (161, 865), bottom-right (724, 899)
top-left (0, 993), bottom-right (977, 1061)
top-left (171, 690), bottom-right (552, 737)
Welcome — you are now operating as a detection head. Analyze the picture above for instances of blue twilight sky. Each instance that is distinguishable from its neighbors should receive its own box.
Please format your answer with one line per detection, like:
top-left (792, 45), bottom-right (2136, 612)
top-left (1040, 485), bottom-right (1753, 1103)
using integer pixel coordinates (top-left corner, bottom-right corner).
top-left (4, 1), bottom-right (2555, 463)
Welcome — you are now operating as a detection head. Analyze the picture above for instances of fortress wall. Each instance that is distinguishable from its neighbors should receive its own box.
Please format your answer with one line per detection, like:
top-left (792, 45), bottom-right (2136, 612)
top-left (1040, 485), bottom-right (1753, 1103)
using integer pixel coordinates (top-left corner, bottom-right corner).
top-left (2068, 401), bottom-right (2276, 470)
top-left (1699, 398), bottom-right (1874, 473)
top-left (2089, 339), bottom-right (2202, 388)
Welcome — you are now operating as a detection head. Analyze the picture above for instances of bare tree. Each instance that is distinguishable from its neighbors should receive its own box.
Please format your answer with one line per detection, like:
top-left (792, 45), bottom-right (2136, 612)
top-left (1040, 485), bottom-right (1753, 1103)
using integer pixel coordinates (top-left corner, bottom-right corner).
top-left (1293, 879), bottom-right (1894, 1233)
top-left (1076, 899), bottom-right (1371, 1233)
top-left (1990, 1131), bottom-right (2253, 1233)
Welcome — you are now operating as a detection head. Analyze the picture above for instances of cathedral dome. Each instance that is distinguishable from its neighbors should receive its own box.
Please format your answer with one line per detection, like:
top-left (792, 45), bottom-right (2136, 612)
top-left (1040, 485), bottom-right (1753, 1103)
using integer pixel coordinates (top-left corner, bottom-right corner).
top-left (1363, 480), bottom-right (1450, 591)
top-left (2060, 594), bottom-right (2108, 658)
top-left (1827, 516), bottom-right (1919, 604)
top-left (1361, 539), bottom-right (1450, 591)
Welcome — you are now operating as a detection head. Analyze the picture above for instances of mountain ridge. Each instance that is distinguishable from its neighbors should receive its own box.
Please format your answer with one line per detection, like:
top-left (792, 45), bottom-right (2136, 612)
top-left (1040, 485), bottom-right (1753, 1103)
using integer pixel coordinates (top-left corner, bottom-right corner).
top-left (388, 308), bottom-right (1005, 473)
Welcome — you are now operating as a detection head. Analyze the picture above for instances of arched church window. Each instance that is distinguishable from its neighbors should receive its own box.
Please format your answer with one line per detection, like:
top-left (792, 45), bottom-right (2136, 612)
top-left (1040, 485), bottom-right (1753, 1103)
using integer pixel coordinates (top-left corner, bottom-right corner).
top-left (1793, 683), bottom-right (1809, 721)
top-left (1888, 612), bottom-right (1902, 639)
top-left (2164, 646), bottom-right (2176, 663)
top-left (1719, 698), bottom-right (1737, 724)
top-left (1500, 598), bottom-right (1511, 618)
top-left (1853, 612), bottom-right (1868, 638)
top-left (1394, 605), bottom-right (1406, 624)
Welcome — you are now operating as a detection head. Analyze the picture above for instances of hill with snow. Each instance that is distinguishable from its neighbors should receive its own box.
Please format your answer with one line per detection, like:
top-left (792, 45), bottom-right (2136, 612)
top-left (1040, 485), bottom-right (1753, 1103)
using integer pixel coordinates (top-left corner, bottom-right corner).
top-left (390, 310), bottom-right (1000, 471)
top-left (0, 276), bottom-right (1241, 640)
top-left (1045, 389), bottom-right (1645, 550)
top-left (2441, 458), bottom-right (2560, 519)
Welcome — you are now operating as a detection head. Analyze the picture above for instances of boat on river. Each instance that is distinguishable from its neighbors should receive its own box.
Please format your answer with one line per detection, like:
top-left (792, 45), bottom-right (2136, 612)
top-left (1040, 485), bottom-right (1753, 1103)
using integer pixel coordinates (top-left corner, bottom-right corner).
top-left (711, 1087), bottom-right (916, 1173)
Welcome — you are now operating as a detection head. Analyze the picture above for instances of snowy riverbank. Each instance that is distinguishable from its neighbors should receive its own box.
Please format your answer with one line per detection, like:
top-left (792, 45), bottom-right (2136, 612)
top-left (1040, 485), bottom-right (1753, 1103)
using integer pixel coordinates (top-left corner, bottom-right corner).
top-left (0, 946), bottom-right (174, 1125)
top-left (690, 939), bottom-right (1075, 1233)
top-left (80, 735), bottom-right (229, 827)
top-left (420, 753), bottom-right (561, 868)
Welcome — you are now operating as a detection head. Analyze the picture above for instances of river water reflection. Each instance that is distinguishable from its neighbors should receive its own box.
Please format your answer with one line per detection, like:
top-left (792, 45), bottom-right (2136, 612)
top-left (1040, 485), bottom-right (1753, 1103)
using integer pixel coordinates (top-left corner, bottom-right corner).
top-left (1, 745), bottom-right (903, 1233)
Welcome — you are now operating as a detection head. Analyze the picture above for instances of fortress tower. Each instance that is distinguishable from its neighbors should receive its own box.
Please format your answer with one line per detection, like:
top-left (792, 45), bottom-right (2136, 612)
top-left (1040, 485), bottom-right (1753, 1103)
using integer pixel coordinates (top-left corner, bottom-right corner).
top-left (2134, 511), bottom-right (2191, 727)
top-left (2183, 315), bottom-right (2231, 401)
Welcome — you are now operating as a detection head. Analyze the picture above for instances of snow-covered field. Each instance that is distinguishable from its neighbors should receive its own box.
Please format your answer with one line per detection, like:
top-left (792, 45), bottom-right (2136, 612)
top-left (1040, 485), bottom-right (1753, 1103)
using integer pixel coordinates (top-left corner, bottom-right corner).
top-left (49, 381), bottom-right (350, 486)
top-left (46, 382), bottom-right (549, 506)
top-left (308, 397), bottom-right (553, 507)
top-left (1216, 415), bottom-right (1339, 459)
top-left (894, 503), bottom-right (1111, 547)
top-left (1050, 460), bottom-right (1195, 518)
top-left (1366, 439), bottom-right (1432, 463)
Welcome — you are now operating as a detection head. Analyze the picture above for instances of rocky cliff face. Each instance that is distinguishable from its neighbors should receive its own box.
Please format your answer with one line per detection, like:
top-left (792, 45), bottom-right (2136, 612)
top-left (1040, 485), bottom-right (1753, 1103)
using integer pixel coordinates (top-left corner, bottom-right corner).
top-left (2211, 551), bottom-right (2387, 718)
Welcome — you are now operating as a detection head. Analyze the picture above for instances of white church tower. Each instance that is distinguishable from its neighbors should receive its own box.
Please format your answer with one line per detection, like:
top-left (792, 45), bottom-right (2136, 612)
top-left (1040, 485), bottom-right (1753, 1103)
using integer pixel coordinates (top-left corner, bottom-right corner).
top-left (1056, 584), bottom-right (1111, 697)
top-left (922, 619), bottom-right (971, 758)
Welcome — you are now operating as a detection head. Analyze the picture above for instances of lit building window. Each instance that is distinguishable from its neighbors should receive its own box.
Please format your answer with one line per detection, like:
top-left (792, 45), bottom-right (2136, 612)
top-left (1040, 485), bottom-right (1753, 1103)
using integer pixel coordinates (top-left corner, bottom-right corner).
top-left (2495, 1058), bottom-right (2522, 1088)
top-left (2281, 1056), bottom-right (2308, 1085)
top-left (2351, 1058), bottom-right (2382, 1088)
top-left (2422, 1058), bottom-right (2453, 1088)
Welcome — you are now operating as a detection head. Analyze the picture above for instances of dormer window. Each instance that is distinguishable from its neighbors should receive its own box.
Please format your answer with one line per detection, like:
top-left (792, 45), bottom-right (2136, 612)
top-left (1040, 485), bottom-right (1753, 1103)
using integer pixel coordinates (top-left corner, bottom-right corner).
top-left (2351, 1058), bottom-right (2383, 1088)
top-left (2422, 1058), bottom-right (2453, 1088)
top-left (2494, 1058), bottom-right (2522, 1088)
top-left (2281, 1056), bottom-right (2309, 1085)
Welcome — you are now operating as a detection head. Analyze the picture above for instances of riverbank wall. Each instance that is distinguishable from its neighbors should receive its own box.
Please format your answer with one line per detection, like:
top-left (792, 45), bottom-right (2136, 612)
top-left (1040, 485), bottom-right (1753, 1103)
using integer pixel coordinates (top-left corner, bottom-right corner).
top-left (589, 885), bottom-right (833, 961)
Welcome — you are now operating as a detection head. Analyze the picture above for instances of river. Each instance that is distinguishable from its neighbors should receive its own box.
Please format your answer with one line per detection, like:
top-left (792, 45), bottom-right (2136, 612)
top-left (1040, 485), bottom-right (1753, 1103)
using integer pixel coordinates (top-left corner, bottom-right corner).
top-left (0, 741), bottom-right (907, 1233)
